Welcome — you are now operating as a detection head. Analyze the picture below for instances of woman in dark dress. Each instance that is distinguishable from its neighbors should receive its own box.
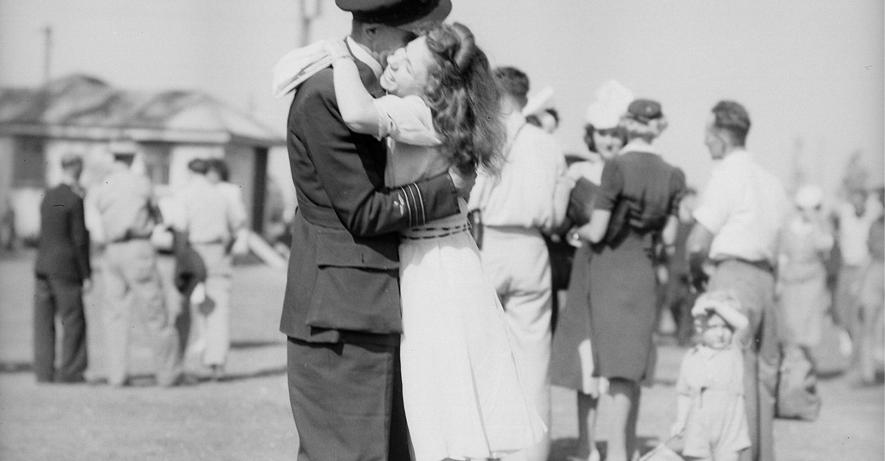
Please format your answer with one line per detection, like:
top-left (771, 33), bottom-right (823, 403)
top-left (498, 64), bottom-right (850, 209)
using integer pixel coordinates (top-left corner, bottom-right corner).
top-left (577, 99), bottom-right (685, 461)
top-left (550, 83), bottom-right (631, 461)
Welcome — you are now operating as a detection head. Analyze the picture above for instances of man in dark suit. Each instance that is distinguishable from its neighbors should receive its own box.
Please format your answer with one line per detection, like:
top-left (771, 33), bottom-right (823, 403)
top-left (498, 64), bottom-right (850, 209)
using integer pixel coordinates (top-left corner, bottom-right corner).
top-left (34, 153), bottom-right (91, 383)
top-left (278, 1), bottom-right (467, 460)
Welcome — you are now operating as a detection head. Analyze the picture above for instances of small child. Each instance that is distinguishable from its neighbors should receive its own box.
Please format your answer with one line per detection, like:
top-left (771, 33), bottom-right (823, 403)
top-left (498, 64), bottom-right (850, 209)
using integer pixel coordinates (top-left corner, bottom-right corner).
top-left (670, 291), bottom-right (751, 461)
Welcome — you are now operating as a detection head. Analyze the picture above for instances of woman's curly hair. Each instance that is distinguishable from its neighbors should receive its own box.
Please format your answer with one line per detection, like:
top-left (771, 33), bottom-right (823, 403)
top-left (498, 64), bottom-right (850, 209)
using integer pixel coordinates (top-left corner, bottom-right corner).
top-left (422, 23), bottom-right (504, 175)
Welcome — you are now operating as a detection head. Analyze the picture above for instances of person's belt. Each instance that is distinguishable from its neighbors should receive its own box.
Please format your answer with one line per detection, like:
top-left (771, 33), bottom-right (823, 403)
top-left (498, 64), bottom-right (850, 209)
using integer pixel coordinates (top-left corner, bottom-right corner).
top-left (190, 238), bottom-right (225, 245)
top-left (713, 256), bottom-right (774, 274)
top-left (109, 230), bottom-right (152, 244)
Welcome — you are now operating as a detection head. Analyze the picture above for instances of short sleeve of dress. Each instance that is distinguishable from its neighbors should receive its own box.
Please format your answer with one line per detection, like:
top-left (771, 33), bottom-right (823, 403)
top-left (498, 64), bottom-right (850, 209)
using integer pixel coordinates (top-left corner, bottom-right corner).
top-left (668, 168), bottom-right (687, 216)
top-left (373, 94), bottom-right (442, 147)
top-left (594, 160), bottom-right (624, 212)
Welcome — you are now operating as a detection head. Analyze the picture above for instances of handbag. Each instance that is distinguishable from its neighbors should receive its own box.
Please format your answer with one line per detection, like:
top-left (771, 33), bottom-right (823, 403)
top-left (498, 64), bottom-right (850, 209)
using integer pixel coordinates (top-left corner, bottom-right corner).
top-left (567, 177), bottom-right (599, 226)
top-left (544, 234), bottom-right (575, 291)
top-left (467, 209), bottom-right (483, 249)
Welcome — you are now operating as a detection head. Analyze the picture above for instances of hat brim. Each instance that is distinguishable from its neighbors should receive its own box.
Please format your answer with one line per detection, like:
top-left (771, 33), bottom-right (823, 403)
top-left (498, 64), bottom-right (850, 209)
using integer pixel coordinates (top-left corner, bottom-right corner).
top-left (396, 0), bottom-right (451, 33)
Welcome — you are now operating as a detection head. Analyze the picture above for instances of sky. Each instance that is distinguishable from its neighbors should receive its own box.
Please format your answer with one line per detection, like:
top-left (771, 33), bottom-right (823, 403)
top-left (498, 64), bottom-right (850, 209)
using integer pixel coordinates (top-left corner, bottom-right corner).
top-left (1, 0), bottom-right (882, 198)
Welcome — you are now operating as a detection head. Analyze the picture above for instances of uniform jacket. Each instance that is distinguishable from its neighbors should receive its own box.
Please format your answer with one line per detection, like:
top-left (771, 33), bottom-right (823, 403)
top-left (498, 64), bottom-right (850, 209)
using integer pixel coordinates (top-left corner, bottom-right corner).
top-left (35, 183), bottom-right (91, 282)
top-left (279, 51), bottom-right (460, 344)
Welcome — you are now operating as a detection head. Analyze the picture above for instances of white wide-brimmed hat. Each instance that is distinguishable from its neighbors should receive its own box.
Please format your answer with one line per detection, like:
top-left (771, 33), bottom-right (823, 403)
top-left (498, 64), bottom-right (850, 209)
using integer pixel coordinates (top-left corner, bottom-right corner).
top-left (794, 184), bottom-right (824, 209)
top-left (585, 80), bottom-right (634, 130)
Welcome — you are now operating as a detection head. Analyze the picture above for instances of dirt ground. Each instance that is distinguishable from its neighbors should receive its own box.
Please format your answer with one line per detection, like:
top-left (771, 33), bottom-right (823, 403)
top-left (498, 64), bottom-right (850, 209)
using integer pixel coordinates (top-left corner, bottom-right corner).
top-left (1, 249), bottom-right (882, 460)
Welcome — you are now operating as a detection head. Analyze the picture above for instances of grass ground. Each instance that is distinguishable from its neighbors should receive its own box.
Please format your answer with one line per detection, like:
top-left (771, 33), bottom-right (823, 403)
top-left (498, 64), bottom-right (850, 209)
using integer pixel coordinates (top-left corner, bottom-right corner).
top-left (0, 249), bottom-right (882, 460)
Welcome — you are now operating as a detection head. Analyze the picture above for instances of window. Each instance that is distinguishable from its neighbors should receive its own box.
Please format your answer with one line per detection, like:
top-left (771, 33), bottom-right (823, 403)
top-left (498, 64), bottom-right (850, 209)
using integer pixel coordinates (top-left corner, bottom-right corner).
top-left (13, 137), bottom-right (46, 188)
top-left (141, 142), bottom-right (171, 185)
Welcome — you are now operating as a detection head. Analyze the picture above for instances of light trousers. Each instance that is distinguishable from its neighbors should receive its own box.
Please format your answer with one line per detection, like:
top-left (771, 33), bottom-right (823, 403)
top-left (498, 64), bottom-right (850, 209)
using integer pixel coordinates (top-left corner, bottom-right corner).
top-left (102, 240), bottom-right (181, 386)
top-left (481, 226), bottom-right (552, 461)
top-left (191, 243), bottom-right (232, 367)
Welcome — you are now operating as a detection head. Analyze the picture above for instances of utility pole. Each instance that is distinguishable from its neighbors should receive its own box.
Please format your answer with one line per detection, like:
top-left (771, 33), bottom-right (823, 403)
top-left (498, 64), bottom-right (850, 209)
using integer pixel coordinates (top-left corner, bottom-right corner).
top-left (42, 25), bottom-right (53, 84)
top-left (299, 0), bottom-right (322, 46)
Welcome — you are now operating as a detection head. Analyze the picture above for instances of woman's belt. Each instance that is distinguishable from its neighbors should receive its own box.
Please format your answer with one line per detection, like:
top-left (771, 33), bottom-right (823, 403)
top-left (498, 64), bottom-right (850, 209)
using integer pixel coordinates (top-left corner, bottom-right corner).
top-left (401, 223), bottom-right (469, 240)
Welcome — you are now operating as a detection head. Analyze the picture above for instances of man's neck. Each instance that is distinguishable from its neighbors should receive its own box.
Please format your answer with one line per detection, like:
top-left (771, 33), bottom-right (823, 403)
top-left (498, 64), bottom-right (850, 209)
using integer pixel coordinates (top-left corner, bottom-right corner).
top-left (59, 175), bottom-right (79, 187)
top-left (722, 145), bottom-right (746, 157)
top-left (500, 97), bottom-right (524, 116)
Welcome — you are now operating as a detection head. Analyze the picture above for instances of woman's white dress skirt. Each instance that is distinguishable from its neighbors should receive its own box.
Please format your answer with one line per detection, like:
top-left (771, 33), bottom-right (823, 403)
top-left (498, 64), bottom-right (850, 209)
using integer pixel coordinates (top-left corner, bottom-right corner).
top-left (399, 211), bottom-right (546, 461)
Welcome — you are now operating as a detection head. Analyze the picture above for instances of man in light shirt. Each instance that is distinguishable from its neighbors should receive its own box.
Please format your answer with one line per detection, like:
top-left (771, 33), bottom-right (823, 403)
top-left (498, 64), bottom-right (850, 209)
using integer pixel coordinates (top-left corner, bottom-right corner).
top-left (175, 158), bottom-right (244, 380)
top-left (91, 152), bottom-right (184, 387)
top-left (687, 100), bottom-right (789, 461)
top-left (468, 66), bottom-right (570, 461)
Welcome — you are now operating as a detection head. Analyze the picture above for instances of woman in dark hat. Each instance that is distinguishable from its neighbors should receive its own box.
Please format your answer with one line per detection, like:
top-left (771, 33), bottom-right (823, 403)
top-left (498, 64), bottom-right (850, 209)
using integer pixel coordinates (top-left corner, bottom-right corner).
top-left (575, 99), bottom-right (686, 461)
top-left (549, 80), bottom-right (633, 461)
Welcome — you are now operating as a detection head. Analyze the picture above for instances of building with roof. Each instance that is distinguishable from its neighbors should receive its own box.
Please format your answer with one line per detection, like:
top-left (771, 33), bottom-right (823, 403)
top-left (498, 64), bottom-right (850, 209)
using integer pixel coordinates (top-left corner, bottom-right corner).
top-left (0, 74), bottom-right (285, 241)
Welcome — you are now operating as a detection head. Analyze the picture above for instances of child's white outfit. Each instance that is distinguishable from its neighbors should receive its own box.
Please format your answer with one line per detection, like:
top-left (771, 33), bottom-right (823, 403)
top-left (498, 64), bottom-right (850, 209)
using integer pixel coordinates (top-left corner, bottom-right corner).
top-left (676, 344), bottom-right (750, 460)
top-left (373, 94), bottom-right (546, 460)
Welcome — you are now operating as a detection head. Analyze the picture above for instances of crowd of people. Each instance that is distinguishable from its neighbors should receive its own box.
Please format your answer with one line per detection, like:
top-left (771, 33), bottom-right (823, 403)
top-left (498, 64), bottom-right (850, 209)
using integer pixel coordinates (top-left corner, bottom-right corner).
top-left (271, 1), bottom-right (884, 460)
top-left (27, 0), bottom-right (883, 460)
top-left (33, 153), bottom-right (247, 386)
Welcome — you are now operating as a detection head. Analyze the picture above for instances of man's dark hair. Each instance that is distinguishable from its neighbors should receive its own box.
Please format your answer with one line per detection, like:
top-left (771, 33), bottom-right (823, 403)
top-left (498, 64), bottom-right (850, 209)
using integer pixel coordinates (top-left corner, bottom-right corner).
top-left (207, 158), bottom-right (231, 182)
top-left (187, 158), bottom-right (208, 174)
top-left (711, 100), bottom-right (751, 146)
top-left (60, 154), bottom-right (83, 170)
top-left (493, 66), bottom-right (529, 107)
top-left (544, 108), bottom-right (560, 126)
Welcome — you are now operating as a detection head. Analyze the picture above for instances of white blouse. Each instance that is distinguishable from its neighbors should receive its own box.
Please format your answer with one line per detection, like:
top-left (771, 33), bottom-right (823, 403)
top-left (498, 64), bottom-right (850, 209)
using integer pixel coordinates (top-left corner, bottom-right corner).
top-left (372, 94), bottom-right (449, 188)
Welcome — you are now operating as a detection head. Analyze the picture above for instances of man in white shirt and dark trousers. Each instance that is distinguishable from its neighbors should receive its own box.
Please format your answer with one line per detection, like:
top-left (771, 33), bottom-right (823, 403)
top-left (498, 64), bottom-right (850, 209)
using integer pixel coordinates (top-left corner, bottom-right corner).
top-left (468, 66), bottom-right (570, 461)
top-left (688, 100), bottom-right (789, 461)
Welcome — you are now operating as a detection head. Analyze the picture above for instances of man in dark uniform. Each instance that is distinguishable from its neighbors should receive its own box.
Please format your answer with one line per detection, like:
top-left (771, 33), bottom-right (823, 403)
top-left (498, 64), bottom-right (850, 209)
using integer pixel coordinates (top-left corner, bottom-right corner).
top-left (279, 1), bottom-right (467, 460)
top-left (33, 153), bottom-right (91, 383)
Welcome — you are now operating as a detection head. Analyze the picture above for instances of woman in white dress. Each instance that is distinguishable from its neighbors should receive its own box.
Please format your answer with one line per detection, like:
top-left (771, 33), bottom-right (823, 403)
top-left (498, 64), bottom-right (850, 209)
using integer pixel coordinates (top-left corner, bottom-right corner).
top-left (325, 23), bottom-right (546, 461)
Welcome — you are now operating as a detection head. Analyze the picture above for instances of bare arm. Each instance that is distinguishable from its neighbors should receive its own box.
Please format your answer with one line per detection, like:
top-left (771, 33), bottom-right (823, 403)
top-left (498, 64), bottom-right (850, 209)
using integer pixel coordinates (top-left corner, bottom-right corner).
top-left (687, 221), bottom-right (714, 290)
top-left (577, 209), bottom-right (610, 244)
top-left (671, 394), bottom-right (691, 437)
top-left (326, 40), bottom-right (381, 136)
top-left (661, 215), bottom-right (679, 246)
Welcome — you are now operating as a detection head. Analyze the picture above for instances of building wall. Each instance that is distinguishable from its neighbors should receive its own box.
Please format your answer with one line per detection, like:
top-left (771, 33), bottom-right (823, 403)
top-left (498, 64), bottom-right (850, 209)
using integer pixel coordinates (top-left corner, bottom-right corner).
top-left (225, 145), bottom-right (257, 231)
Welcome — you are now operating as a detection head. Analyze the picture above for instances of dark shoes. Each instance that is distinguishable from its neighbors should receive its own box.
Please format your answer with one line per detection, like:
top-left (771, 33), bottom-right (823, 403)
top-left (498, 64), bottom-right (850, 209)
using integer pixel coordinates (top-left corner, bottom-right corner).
top-left (36, 373), bottom-right (91, 384)
top-left (162, 373), bottom-right (200, 387)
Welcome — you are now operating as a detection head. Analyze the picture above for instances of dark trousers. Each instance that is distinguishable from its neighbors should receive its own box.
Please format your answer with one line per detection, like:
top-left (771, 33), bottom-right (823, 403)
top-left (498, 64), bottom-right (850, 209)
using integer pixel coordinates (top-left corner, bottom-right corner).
top-left (33, 276), bottom-right (88, 382)
top-left (287, 337), bottom-right (410, 461)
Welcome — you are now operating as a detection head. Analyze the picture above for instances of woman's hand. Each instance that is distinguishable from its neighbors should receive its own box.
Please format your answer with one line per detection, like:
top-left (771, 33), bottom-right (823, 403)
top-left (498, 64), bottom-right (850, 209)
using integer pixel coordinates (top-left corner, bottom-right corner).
top-left (575, 223), bottom-right (594, 243)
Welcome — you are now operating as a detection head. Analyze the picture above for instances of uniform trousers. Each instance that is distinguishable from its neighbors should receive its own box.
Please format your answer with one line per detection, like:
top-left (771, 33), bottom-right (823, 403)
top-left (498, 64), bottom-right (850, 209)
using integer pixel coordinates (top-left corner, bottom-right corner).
top-left (286, 336), bottom-right (409, 461)
top-left (102, 239), bottom-right (181, 386)
top-left (190, 243), bottom-right (232, 367)
top-left (709, 260), bottom-right (778, 461)
top-left (481, 226), bottom-right (552, 461)
top-left (33, 276), bottom-right (88, 382)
